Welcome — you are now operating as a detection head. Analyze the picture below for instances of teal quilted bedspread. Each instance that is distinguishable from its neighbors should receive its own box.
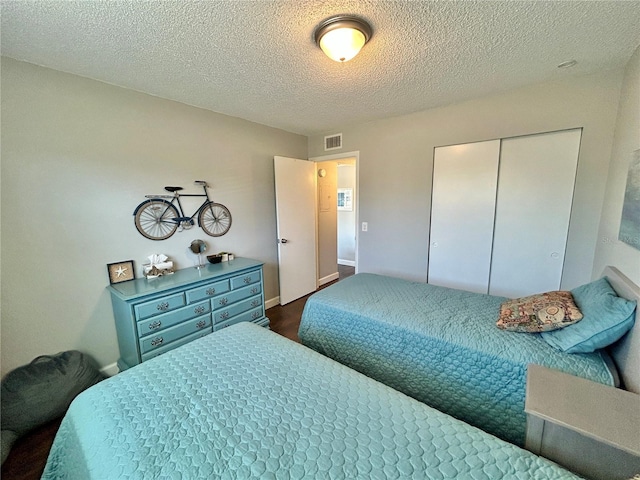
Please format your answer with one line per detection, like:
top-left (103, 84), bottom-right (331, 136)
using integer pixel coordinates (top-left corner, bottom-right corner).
top-left (299, 273), bottom-right (615, 446)
top-left (42, 322), bottom-right (580, 479)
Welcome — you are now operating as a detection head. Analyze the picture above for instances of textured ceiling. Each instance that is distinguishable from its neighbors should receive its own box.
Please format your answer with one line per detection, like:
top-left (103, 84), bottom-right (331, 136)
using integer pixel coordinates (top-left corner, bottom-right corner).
top-left (2, 1), bottom-right (640, 136)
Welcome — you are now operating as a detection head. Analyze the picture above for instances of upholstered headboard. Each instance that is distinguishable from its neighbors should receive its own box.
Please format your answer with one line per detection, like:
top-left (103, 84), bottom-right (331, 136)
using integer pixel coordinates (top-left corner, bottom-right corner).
top-left (606, 266), bottom-right (640, 394)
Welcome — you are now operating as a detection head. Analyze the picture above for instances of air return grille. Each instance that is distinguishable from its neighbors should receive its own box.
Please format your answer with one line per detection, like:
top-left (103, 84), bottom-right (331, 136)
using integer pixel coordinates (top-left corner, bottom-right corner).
top-left (324, 133), bottom-right (343, 151)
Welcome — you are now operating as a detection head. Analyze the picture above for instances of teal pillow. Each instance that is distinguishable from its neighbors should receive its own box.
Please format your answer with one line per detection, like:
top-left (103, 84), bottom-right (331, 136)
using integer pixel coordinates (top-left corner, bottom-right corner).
top-left (541, 277), bottom-right (636, 353)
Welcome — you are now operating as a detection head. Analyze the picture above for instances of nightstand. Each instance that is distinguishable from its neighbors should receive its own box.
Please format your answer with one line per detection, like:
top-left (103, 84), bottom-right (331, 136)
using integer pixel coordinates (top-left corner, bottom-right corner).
top-left (525, 363), bottom-right (640, 480)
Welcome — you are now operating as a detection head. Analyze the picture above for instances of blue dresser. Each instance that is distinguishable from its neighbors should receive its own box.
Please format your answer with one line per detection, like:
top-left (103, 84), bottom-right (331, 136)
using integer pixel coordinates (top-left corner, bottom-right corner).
top-left (107, 257), bottom-right (269, 370)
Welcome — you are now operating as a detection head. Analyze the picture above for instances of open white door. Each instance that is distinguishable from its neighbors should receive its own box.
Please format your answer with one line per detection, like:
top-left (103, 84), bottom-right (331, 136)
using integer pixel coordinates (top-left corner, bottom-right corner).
top-left (274, 156), bottom-right (317, 304)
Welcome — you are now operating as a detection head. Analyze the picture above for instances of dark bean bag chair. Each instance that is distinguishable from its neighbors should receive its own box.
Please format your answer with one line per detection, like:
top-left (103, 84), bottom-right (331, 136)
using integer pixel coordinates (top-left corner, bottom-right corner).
top-left (1, 350), bottom-right (104, 464)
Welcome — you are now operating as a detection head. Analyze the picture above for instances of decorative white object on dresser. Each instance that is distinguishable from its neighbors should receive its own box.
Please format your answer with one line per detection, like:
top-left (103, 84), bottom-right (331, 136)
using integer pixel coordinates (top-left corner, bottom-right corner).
top-left (107, 257), bottom-right (269, 371)
top-left (525, 364), bottom-right (640, 480)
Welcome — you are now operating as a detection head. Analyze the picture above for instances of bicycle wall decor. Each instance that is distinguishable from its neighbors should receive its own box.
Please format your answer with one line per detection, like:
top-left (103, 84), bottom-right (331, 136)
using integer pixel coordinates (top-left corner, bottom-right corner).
top-left (133, 181), bottom-right (232, 241)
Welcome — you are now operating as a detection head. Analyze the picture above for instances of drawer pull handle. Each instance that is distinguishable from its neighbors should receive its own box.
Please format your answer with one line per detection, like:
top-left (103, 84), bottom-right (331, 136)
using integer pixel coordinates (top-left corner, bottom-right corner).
top-left (251, 299), bottom-right (260, 307)
top-left (149, 320), bottom-right (162, 330)
top-left (206, 287), bottom-right (216, 296)
top-left (194, 306), bottom-right (206, 315)
top-left (220, 311), bottom-right (230, 320)
top-left (151, 337), bottom-right (164, 347)
top-left (251, 311), bottom-right (260, 319)
top-left (250, 287), bottom-right (259, 294)
top-left (243, 276), bottom-right (252, 284)
top-left (196, 320), bottom-right (207, 329)
top-left (219, 297), bottom-right (228, 306)
top-left (157, 302), bottom-right (170, 311)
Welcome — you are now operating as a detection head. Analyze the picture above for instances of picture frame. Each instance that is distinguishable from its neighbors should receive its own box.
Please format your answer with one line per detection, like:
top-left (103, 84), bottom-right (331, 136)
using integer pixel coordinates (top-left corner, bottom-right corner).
top-left (337, 188), bottom-right (353, 211)
top-left (619, 149), bottom-right (640, 251)
top-left (107, 260), bottom-right (135, 284)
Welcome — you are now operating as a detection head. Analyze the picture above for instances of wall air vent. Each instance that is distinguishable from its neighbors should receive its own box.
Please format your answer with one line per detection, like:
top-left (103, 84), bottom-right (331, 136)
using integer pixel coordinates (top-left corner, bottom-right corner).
top-left (324, 133), bottom-right (343, 151)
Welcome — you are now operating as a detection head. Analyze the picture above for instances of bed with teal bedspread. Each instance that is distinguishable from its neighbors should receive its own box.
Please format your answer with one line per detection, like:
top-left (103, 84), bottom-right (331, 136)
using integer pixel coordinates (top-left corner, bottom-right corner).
top-left (42, 322), bottom-right (581, 479)
top-left (298, 273), bottom-right (616, 446)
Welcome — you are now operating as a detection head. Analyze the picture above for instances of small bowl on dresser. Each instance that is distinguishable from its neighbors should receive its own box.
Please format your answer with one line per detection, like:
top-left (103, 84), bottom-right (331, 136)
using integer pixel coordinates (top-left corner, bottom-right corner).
top-left (207, 254), bottom-right (222, 264)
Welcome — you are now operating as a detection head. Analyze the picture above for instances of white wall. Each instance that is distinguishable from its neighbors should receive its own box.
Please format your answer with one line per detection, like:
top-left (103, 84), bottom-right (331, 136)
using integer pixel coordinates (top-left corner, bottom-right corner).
top-left (337, 164), bottom-right (356, 264)
top-left (0, 57), bottom-right (307, 376)
top-left (593, 45), bottom-right (640, 285)
top-left (316, 161), bottom-right (338, 282)
top-left (309, 69), bottom-right (624, 288)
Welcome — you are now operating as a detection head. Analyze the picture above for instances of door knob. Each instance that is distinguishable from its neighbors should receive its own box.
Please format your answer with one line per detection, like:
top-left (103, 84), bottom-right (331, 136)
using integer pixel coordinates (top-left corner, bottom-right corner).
top-left (279, 238), bottom-right (289, 244)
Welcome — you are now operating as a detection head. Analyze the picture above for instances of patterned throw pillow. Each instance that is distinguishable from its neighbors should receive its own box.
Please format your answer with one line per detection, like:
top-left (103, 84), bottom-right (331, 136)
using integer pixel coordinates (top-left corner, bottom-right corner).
top-left (497, 291), bottom-right (583, 332)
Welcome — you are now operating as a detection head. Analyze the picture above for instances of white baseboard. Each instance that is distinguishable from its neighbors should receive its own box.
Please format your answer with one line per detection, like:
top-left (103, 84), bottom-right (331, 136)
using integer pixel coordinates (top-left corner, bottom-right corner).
top-left (338, 259), bottom-right (355, 267)
top-left (319, 272), bottom-right (339, 286)
top-left (100, 362), bottom-right (120, 377)
top-left (265, 296), bottom-right (280, 309)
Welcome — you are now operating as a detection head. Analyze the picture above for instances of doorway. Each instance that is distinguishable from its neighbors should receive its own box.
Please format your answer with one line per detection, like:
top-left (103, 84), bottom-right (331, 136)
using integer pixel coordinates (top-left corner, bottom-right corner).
top-left (311, 151), bottom-right (359, 286)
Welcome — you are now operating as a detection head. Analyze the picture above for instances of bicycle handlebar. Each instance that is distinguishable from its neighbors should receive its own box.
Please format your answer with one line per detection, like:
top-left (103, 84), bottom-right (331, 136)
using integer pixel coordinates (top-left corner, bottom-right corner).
top-left (145, 181), bottom-right (209, 198)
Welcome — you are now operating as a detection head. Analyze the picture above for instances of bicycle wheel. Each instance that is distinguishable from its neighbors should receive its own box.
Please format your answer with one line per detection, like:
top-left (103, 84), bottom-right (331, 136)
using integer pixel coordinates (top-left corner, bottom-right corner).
top-left (199, 202), bottom-right (232, 237)
top-left (134, 199), bottom-right (179, 240)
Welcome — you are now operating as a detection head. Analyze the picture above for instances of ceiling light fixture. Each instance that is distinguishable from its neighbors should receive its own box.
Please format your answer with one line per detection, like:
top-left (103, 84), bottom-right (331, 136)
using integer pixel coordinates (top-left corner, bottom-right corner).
top-left (314, 15), bottom-right (372, 62)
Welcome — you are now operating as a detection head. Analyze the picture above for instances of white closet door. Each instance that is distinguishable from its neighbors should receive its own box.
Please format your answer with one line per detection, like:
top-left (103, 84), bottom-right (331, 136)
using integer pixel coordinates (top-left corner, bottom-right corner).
top-left (489, 129), bottom-right (581, 298)
top-left (429, 140), bottom-right (500, 293)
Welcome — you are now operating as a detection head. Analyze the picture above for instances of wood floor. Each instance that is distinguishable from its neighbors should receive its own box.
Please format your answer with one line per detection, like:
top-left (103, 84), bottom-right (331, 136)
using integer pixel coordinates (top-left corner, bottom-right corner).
top-left (1, 265), bottom-right (354, 480)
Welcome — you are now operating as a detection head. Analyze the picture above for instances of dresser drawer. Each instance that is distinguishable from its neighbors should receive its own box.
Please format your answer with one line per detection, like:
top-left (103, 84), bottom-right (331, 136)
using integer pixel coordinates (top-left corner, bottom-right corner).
top-left (214, 307), bottom-right (263, 331)
top-left (211, 283), bottom-right (262, 310)
top-left (109, 258), bottom-right (268, 370)
top-left (231, 271), bottom-right (261, 289)
top-left (214, 295), bottom-right (263, 324)
top-left (185, 280), bottom-right (230, 304)
top-left (141, 327), bottom-right (212, 362)
top-left (134, 292), bottom-right (186, 320)
top-left (137, 300), bottom-right (211, 337)
top-left (139, 314), bottom-right (212, 354)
